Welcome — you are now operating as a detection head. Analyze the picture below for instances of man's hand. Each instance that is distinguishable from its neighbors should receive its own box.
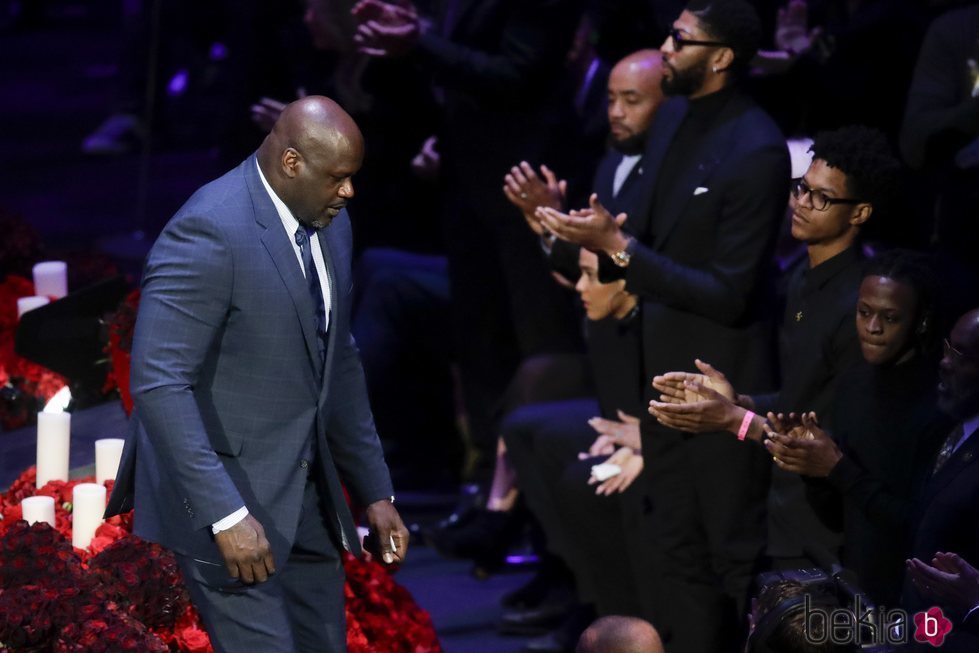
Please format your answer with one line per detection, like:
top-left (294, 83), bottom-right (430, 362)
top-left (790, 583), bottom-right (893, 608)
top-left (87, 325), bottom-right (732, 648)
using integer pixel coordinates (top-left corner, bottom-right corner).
top-left (411, 136), bottom-right (439, 181)
top-left (580, 433), bottom-right (616, 460)
top-left (214, 514), bottom-right (276, 584)
top-left (907, 552), bottom-right (979, 614)
top-left (652, 359), bottom-right (736, 405)
top-left (251, 97), bottom-right (287, 133)
top-left (775, 0), bottom-right (822, 56)
top-left (503, 162), bottom-right (567, 236)
top-left (764, 412), bottom-right (842, 477)
top-left (589, 447), bottom-right (644, 495)
top-left (364, 499), bottom-right (409, 564)
top-left (351, 0), bottom-right (420, 57)
top-left (586, 410), bottom-right (641, 451)
top-left (649, 385), bottom-right (742, 434)
top-left (535, 194), bottom-right (630, 254)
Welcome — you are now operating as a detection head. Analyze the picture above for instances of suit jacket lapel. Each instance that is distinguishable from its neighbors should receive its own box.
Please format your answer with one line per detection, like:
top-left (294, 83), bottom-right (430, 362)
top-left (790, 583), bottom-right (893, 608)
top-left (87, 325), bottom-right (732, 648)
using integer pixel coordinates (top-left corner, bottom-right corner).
top-left (245, 156), bottom-right (324, 379)
top-left (631, 98), bottom-right (687, 239)
top-left (919, 425), bottom-right (979, 510)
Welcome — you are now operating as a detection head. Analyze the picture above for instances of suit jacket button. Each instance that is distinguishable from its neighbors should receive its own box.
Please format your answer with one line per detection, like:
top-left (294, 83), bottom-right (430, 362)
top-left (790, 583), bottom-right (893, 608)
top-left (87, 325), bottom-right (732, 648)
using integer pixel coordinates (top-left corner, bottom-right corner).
top-left (300, 459), bottom-right (309, 469)
top-left (964, 451), bottom-right (974, 463)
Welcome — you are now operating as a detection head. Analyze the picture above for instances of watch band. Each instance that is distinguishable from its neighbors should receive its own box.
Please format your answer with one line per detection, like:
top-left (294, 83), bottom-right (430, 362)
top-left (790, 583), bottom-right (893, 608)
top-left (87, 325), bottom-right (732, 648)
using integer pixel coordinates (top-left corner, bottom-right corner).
top-left (610, 237), bottom-right (634, 268)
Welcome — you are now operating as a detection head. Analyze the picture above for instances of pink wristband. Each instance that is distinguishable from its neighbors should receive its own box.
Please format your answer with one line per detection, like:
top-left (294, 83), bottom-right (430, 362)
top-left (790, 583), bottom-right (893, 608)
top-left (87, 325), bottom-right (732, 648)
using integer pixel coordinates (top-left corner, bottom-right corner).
top-left (737, 410), bottom-right (755, 441)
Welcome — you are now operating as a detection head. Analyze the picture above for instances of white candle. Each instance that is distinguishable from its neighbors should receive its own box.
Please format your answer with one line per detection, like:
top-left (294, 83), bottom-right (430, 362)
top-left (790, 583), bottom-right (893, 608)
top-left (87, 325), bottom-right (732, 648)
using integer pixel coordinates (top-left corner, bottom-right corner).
top-left (21, 496), bottom-right (56, 527)
top-left (72, 483), bottom-right (106, 549)
top-left (32, 261), bottom-right (68, 299)
top-left (17, 296), bottom-right (50, 318)
top-left (95, 438), bottom-right (125, 485)
top-left (36, 412), bottom-right (71, 488)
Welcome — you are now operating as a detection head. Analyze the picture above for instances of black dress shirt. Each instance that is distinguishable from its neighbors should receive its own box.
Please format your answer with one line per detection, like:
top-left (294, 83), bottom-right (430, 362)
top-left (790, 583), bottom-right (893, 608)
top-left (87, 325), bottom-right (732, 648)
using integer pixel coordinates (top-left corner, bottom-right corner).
top-left (586, 306), bottom-right (643, 419)
top-left (758, 245), bottom-right (866, 558)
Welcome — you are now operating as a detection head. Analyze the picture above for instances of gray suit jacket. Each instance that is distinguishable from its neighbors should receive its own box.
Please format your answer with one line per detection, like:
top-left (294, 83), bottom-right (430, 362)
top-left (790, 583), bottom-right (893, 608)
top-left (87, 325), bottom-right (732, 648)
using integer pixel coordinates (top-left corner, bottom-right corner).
top-left (106, 155), bottom-right (393, 566)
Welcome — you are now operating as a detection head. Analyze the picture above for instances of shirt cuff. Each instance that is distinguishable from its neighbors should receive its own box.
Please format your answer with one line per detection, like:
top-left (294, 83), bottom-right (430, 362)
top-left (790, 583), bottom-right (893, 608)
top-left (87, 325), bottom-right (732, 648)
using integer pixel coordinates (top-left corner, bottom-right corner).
top-left (212, 506), bottom-right (249, 534)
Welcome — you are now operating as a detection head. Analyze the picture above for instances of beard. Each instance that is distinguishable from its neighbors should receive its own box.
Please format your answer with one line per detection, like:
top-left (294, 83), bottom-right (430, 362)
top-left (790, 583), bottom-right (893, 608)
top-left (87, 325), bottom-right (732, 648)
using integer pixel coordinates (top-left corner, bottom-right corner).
top-left (661, 58), bottom-right (709, 97)
top-left (608, 131), bottom-right (647, 155)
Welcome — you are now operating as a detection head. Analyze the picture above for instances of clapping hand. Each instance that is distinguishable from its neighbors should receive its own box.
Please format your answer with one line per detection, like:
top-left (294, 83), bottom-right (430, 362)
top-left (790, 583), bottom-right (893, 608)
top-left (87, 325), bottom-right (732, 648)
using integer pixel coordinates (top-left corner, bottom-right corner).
top-left (907, 552), bottom-right (979, 615)
top-left (503, 162), bottom-right (567, 237)
top-left (652, 359), bottom-right (736, 404)
top-left (775, 0), bottom-right (822, 56)
top-left (764, 411), bottom-right (843, 477)
top-left (584, 410), bottom-right (641, 451)
top-left (351, 0), bottom-right (420, 57)
top-left (536, 193), bottom-right (629, 254)
top-left (649, 360), bottom-right (742, 434)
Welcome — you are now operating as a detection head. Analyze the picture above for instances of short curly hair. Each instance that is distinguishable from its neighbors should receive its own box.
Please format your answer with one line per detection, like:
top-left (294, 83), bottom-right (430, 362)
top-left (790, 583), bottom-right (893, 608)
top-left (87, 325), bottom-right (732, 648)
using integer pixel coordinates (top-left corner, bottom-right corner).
top-left (685, 0), bottom-right (762, 75)
top-left (809, 126), bottom-right (902, 217)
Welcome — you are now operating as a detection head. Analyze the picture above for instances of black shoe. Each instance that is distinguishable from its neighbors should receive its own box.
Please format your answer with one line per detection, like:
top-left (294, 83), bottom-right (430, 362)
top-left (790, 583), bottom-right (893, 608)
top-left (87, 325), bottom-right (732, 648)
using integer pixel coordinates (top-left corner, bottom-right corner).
top-left (429, 507), bottom-right (525, 565)
top-left (501, 556), bottom-right (573, 608)
top-left (432, 483), bottom-right (485, 531)
top-left (498, 596), bottom-right (575, 636)
top-left (519, 604), bottom-right (596, 652)
top-left (521, 631), bottom-right (574, 653)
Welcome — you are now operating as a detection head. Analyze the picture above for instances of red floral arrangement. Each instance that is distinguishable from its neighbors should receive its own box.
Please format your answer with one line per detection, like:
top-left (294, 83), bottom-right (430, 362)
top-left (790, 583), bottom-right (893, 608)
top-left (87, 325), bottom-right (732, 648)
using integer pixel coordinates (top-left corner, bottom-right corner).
top-left (0, 466), bottom-right (442, 653)
top-left (102, 288), bottom-right (139, 415)
top-left (0, 275), bottom-right (68, 430)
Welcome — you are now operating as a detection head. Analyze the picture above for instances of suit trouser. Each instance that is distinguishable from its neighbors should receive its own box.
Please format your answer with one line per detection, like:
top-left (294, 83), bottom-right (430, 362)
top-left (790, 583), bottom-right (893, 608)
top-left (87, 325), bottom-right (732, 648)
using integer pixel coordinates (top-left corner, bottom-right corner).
top-left (642, 427), bottom-right (770, 653)
top-left (176, 476), bottom-right (346, 653)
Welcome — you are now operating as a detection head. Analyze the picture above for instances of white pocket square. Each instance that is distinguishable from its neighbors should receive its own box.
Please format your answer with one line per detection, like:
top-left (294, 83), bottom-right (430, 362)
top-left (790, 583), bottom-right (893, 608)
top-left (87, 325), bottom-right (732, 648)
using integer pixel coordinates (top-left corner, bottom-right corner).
top-left (693, 187), bottom-right (709, 195)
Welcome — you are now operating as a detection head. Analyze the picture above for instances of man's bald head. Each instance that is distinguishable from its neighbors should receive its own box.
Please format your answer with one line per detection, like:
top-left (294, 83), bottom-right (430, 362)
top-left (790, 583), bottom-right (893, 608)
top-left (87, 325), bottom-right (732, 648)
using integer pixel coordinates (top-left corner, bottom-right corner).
top-left (576, 616), bottom-right (664, 653)
top-left (607, 49), bottom-right (665, 154)
top-left (612, 49), bottom-right (664, 80)
top-left (258, 96), bottom-right (364, 228)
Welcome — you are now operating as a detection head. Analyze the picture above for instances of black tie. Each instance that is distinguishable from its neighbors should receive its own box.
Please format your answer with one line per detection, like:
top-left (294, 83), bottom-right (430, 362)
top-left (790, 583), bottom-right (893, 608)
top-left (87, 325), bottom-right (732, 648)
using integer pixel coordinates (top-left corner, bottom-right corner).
top-left (294, 226), bottom-right (327, 365)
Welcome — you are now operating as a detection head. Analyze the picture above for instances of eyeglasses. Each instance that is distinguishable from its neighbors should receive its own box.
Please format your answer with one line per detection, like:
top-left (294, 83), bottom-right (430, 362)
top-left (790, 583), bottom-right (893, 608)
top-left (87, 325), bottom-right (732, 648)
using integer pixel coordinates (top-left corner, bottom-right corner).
top-left (668, 28), bottom-right (730, 51)
top-left (790, 178), bottom-right (864, 212)
top-left (944, 338), bottom-right (979, 362)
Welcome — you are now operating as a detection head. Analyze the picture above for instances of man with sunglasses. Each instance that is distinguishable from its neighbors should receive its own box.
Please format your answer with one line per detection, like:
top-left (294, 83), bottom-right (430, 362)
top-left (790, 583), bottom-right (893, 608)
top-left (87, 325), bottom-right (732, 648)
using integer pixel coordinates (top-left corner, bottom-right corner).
top-left (536, 1), bottom-right (789, 650)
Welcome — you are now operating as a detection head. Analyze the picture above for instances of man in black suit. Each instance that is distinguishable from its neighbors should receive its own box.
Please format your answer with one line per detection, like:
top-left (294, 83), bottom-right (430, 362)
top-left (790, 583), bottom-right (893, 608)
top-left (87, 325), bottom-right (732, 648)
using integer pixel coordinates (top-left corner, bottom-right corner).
top-left (904, 308), bottom-right (979, 651)
top-left (538, 1), bottom-right (790, 650)
top-left (351, 0), bottom-right (588, 476)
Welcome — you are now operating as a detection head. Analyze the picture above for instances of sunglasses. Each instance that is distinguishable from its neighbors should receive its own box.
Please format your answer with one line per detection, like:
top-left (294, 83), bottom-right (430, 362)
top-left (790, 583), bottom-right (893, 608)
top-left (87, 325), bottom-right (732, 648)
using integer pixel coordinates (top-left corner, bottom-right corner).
top-left (668, 28), bottom-right (730, 51)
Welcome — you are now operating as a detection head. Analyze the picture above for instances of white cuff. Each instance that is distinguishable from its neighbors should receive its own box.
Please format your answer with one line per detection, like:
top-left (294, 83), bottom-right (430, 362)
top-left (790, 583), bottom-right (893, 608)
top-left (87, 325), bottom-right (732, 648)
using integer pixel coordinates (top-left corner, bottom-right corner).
top-left (212, 506), bottom-right (249, 534)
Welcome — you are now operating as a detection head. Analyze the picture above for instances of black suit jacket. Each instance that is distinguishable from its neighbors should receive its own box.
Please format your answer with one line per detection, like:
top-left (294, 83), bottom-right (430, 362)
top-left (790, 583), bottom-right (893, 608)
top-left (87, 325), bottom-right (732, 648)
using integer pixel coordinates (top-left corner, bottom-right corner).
top-left (902, 424), bottom-right (979, 651)
top-left (905, 425), bottom-right (979, 611)
top-left (416, 0), bottom-right (584, 193)
top-left (613, 90), bottom-right (790, 399)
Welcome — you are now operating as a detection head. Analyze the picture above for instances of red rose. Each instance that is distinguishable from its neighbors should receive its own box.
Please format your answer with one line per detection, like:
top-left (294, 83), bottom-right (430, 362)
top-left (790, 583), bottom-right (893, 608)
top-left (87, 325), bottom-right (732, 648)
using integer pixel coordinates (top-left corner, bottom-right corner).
top-left (175, 625), bottom-right (213, 652)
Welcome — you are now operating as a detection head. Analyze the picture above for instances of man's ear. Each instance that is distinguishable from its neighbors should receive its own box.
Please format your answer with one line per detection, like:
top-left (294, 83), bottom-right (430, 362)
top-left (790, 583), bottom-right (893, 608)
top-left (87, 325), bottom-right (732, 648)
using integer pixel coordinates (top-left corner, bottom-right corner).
top-left (281, 147), bottom-right (301, 178)
top-left (918, 311), bottom-right (932, 335)
top-left (849, 203), bottom-right (873, 227)
top-left (712, 47), bottom-right (736, 74)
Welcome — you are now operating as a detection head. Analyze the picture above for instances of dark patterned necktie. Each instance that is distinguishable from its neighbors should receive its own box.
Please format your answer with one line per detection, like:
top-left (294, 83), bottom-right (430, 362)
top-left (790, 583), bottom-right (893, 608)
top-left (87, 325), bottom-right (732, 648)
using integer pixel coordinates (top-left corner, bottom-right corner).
top-left (294, 226), bottom-right (327, 365)
top-left (932, 423), bottom-right (965, 476)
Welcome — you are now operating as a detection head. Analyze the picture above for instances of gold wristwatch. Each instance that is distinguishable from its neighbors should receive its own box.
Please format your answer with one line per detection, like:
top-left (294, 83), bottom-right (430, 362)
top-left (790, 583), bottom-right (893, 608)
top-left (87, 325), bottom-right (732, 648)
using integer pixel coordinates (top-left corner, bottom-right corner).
top-left (610, 237), bottom-right (634, 268)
